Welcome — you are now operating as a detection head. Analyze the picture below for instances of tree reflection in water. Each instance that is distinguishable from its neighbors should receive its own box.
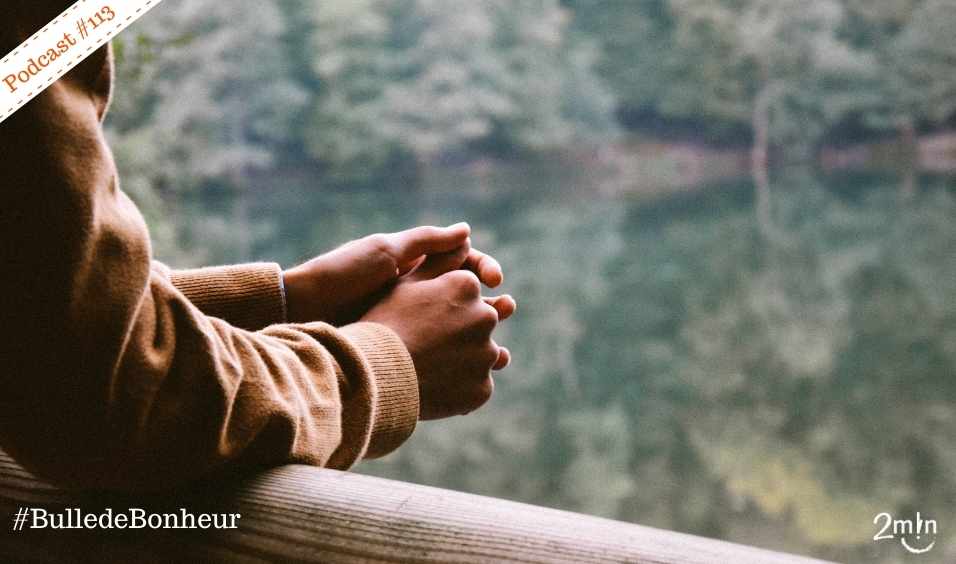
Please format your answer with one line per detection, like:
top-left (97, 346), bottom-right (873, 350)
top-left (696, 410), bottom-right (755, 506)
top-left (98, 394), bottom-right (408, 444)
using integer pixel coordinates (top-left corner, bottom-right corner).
top-left (160, 161), bottom-right (956, 564)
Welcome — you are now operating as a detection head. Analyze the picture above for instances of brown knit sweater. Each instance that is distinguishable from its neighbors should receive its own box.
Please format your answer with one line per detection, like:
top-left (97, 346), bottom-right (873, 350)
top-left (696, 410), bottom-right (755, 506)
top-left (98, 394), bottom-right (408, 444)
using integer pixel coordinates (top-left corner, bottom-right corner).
top-left (0, 4), bottom-right (419, 492)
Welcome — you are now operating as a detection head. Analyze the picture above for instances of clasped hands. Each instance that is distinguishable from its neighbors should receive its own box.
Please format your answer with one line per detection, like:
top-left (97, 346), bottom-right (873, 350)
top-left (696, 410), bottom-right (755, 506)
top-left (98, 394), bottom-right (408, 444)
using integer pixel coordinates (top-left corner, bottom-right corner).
top-left (282, 223), bottom-right (515, 420)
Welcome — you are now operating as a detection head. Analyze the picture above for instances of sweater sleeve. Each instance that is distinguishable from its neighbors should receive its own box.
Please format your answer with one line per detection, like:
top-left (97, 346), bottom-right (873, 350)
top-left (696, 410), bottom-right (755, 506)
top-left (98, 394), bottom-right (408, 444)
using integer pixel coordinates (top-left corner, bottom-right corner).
top-left (0, 40), bottom-right (419, 491)
top-left (166, 263), bottom-right (289, 330)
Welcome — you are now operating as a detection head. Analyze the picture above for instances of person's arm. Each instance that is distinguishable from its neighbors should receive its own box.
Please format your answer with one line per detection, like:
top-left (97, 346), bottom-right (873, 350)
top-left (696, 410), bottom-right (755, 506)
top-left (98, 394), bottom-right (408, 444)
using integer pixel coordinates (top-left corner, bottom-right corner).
top-left (164, 225), bottom-right (506, 331)
top-left (164, 263), bottom-right (289, 330)
top-left (0, 41), bottom-right (418, 491)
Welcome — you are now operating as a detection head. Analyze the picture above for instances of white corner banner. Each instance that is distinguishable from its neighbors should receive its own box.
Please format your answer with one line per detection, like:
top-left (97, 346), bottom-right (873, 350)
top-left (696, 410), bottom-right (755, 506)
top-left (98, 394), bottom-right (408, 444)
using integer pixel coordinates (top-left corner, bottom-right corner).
top-left (0, 0), bottom-right (162, 124)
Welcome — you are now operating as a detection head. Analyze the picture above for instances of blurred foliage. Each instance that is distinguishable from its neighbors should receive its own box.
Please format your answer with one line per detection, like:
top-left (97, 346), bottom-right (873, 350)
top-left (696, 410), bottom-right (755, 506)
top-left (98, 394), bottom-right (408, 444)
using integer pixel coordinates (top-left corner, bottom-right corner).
top-left (102, 1), bottom-right (956, 562)
top-left (108, 0), bottom-right (956, 197)
top-left (360, 168), bottom-right (956, 564)
top-left (307, 0), bottom-right (617, 179)
top-left (566, 0), bottom-right (956, 146)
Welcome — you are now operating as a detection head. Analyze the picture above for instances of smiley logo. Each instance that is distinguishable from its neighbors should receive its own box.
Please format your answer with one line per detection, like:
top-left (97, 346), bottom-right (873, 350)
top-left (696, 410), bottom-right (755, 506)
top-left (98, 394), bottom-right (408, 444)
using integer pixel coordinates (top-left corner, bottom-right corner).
top-left (900, 535), bottom-right (936, 555)
top-left (874, 512), bottom-right (938, 555)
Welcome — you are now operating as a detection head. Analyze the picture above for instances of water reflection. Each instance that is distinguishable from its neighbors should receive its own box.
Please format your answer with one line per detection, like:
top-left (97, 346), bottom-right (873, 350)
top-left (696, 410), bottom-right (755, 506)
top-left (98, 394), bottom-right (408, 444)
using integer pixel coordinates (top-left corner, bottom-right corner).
top-left (163, 163), bottom-right (956, 563)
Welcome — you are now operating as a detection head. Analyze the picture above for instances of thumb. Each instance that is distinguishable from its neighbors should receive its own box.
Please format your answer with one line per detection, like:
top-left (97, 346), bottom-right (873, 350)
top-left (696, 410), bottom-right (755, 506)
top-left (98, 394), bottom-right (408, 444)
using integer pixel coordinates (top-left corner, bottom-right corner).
top-left (392, 223), bottom-right (471, 272)
top-left (408, 241), bottom-right (471, 281)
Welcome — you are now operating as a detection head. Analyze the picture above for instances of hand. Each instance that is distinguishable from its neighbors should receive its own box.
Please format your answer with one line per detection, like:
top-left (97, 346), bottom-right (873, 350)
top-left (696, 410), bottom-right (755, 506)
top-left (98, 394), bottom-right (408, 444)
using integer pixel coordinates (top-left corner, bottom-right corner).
top-left (283, 223), bottom-right (504, 325)
top-left (361, 245), bottom-right (517, 420)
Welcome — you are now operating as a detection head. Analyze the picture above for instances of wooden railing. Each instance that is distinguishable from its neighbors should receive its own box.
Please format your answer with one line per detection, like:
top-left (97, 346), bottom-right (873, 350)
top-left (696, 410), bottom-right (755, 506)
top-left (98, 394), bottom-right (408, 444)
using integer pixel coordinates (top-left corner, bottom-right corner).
top-left (0, 449), bottom-right (829, 563)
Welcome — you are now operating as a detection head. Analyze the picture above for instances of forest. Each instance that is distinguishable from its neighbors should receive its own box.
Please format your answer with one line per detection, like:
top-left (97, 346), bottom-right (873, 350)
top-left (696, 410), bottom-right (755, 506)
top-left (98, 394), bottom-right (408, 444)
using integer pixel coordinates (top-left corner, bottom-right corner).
top-left (106, 1), bottom-right (956, 563)
top-left (107, 0), bottom-right (956, 206)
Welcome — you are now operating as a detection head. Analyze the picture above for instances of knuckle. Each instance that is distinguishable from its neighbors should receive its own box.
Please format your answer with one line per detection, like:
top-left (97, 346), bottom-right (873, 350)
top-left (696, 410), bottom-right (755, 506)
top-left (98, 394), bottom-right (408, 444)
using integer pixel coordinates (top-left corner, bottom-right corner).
top-left (476, 305), bottom-right (499, 332)
top-left (448, 270), bottom-right (481, 295)
top-left (482, 344), bottom-right (500, 367)
top-left (365, 233), bottom-right (391, 252)
top-left (365, 233), bottom-right (397, 264)
top-left (474, 376), bottom-right (494, 405)
top-left (415, 225), bottom-right (441, 239)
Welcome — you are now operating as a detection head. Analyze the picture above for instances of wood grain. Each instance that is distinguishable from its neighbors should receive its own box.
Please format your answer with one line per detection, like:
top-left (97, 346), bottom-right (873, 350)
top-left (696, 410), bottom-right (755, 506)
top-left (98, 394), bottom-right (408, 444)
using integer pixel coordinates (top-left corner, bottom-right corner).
top-left (0, 449), bottom-right (830, 563)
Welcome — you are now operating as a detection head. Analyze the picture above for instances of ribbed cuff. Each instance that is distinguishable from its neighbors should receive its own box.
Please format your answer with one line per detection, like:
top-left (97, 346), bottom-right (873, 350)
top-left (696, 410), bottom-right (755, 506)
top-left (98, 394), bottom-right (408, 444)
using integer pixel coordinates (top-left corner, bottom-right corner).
top-left (339, 322), bottom-right (420, 459)
top-left (170, 263), bottom-right (287, 331)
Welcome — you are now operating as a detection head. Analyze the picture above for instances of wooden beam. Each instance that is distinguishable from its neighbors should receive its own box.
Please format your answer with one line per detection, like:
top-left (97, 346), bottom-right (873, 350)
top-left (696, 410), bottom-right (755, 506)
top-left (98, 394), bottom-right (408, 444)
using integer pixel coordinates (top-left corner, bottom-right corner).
top-left (0, 449), bottom-right (829, 563)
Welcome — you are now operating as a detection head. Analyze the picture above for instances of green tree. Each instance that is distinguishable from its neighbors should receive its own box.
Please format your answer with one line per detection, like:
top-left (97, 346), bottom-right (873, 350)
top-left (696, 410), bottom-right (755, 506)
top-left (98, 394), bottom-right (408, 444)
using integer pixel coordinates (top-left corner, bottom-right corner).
top-left (108, 0), bottom-right (306, 262)
top-left (111, 0), bottom-right (305, 187)
top-left (892, 0), bottom-right (956, 124)
top-left (564, 0), bottom-right (675, 117)
top-left (307, 0), bottom-right (616, 180)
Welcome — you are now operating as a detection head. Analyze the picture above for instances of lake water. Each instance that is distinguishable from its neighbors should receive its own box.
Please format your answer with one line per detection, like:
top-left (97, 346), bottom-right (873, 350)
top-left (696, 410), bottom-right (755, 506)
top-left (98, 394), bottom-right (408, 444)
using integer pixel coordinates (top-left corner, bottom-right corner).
top-left (165, 160), bottom-right (956, 563)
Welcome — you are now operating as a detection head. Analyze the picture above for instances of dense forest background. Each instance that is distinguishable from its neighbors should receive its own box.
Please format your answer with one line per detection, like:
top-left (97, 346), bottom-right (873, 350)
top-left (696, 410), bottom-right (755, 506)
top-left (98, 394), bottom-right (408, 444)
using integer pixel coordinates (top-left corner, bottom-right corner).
top-left (105, 1), bottom-right (956, 562)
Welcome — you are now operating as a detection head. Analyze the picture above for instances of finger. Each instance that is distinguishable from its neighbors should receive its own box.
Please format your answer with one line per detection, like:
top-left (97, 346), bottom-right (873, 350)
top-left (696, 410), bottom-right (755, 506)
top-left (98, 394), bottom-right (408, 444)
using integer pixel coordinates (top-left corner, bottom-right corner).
top-left (397, 255), bottom-right (426, 276)
top-left (483, 339), bottom-right (502, 369)
top-left (408, 241), bottom-right (472, 281)
top-left (390, 223), bottom-right (471, 269)
top-left (483, 295), bottom-right (516, 321)
top-left (492, 346), bottom-right (511, 371)
top-left (463, 248), bottom-right (503, 288)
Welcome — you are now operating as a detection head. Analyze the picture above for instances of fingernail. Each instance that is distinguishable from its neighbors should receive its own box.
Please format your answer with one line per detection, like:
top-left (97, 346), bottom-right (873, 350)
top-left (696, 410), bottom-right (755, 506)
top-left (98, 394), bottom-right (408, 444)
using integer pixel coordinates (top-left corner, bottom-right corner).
top-left (448, 222), bottom-right (470, 231)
